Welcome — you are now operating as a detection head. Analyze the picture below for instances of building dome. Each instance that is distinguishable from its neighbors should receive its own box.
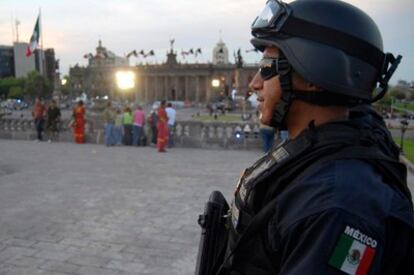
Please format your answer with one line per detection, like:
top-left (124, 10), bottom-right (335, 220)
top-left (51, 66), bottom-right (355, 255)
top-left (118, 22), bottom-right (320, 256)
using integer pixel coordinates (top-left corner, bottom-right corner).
top-left (212, 38), bottom-right (229, 65)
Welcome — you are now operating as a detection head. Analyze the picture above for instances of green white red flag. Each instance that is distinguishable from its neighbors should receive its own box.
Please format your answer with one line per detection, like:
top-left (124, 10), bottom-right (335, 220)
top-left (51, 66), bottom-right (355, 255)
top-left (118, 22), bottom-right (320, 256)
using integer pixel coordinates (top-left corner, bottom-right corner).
top-left (329, 225), bottom-right (377, 275)
top-left (26, 14), bottom-right (40, 57)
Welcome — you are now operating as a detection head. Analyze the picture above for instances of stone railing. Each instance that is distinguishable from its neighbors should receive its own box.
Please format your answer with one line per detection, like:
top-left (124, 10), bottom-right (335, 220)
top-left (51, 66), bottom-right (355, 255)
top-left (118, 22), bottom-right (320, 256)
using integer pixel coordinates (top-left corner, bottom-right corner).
top-left (173, 121), bottom-right (261, 149)
top-left (0, 118), bottom-right (263, 149)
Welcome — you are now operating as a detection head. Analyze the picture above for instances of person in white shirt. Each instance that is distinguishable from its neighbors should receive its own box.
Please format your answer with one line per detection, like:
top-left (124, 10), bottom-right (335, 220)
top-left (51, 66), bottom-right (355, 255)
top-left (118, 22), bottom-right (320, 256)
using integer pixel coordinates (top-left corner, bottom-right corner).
top-left (165, 102), bottom-right (176, 147)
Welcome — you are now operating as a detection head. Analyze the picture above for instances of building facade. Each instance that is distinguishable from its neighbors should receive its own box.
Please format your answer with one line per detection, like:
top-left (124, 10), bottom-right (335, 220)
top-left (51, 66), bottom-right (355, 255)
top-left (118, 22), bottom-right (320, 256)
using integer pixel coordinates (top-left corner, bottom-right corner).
top-left (69, 40), bottom-right (258, 103)
top-left (0, 42), bottom-right (56, 85)
top-left (0, 45), bottom-right (15, 78)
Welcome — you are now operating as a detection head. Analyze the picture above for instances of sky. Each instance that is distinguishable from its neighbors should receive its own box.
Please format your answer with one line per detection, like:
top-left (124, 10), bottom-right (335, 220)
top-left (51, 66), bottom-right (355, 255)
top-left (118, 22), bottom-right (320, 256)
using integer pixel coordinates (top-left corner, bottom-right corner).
top-left (0, 0), bottom-right (413, 84)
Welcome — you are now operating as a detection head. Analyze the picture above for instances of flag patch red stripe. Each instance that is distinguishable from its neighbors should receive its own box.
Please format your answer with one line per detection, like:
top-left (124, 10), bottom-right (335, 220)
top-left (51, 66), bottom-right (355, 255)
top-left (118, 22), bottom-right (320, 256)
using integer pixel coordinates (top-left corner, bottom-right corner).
top-left (356, 246), bottom-right (375, 275)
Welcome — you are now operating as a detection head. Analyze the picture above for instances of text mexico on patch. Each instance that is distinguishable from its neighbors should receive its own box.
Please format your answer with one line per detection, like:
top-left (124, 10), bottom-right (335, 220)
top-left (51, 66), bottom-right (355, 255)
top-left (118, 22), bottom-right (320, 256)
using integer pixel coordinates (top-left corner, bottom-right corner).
top-left (329, 225), bottom-right (377, 275)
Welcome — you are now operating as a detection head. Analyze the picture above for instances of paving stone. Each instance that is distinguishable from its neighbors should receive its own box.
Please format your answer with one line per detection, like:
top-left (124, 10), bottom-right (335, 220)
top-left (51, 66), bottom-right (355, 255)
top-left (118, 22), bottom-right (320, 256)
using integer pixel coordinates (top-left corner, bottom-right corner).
top-left (74, 266), bottom-right (122, 275)
top-left (0, 246), bottom-right (38, 262)
top-left (4, 256), bottom-right (45, 267)
top-left (39, 260), bottom-right (80, 274)
top-left (32, 250), bottom-right (72, 262)
top-left (31, 241), bottom-right (68, 251)
top-left (67, 254), bottom-right (110, 267)
top-left (106, 259), bottom-right (146, 273)
top-left (59, 238), bottom-right (90, 248)
top-left (2, 238), bottom-right (37, 248)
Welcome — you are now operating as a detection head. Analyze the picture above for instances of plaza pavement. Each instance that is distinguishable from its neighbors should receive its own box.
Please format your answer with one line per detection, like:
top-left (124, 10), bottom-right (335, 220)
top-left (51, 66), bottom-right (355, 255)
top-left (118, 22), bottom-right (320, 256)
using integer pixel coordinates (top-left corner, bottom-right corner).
top-left (0, 140), bottom-right (413, 275)
top-left (0, 140), bottom-right (261, 275)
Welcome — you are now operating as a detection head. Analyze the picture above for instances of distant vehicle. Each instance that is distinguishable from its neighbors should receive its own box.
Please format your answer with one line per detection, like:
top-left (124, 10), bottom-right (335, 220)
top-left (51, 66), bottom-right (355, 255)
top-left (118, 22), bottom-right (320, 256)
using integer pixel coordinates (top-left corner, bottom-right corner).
top-left (169, 101), bottom-right (186, 109)
top-left (0, 99), bottom-right (29, 110)
top-left (207, 97), bottom-right (234, 113)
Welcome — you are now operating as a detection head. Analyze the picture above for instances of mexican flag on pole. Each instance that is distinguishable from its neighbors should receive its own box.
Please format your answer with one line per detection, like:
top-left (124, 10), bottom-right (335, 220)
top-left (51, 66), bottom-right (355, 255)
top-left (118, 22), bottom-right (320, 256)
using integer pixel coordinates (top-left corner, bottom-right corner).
top-left (26, 14), bottom-right (40, 57)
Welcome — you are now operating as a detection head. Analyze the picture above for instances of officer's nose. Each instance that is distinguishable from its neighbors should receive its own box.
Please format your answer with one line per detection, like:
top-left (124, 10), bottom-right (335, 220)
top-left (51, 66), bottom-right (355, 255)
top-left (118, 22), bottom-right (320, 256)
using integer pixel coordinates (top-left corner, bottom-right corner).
top-left (249, 72), bottom-right (263, 93)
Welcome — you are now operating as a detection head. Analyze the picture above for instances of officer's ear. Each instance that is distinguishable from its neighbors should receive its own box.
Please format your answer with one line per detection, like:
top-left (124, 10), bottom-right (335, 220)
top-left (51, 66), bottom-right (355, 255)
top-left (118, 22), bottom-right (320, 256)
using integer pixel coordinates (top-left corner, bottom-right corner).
top-left (306, 82), bottom-right (323, 92)
top-left (292, 72), bottom-right (323, 92)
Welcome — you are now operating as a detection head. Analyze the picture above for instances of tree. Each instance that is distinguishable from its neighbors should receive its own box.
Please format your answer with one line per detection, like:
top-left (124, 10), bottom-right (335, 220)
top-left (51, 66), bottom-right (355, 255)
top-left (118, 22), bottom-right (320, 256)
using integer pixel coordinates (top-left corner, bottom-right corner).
top-left (0, 77), bottom-right (25, 99)
top-left (8, 86), bottom-right (25, 99)
top-left (388, 87), bottom-right (406, 101)
top-left (24, 71), bottom-right (52, 99)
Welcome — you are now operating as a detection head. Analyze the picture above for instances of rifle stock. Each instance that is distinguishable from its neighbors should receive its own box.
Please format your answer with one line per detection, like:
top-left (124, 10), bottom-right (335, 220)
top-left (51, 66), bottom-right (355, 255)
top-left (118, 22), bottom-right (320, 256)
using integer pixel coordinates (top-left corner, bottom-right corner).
top-left (195, 191), bottom-right (230, 275)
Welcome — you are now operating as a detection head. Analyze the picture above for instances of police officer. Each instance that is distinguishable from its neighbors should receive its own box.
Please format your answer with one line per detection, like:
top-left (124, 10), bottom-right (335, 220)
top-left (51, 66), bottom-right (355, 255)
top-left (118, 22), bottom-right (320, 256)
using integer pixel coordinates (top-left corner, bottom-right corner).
top-left (218, 0), bottom-right (414, 274)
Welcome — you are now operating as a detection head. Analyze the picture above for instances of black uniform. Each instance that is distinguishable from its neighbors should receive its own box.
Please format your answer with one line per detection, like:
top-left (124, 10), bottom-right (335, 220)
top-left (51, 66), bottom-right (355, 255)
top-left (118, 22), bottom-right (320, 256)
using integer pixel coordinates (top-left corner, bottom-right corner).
top-left (223, 111), bottom-right (414, 275)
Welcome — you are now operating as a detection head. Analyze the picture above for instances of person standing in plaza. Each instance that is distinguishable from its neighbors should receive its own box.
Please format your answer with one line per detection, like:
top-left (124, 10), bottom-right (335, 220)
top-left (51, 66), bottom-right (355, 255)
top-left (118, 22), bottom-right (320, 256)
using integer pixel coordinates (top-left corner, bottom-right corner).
top-left (148, 107), bottom-right (158, 146)
top-left (259, 122), bottom-right (275, 153)
top-left (156, 100), bottom-right (169, 152)
top-left (114, 108), bottom-right (123, 145)
top-left (32, 97), bottom-right (46, 141)
top-left (102, 101), bottom-right (116, 146)
top-left (122, 107), bottom-right (133, 145)
top-left (72, 100), bottom-right (86, 144)
top-left (45, 99), bottom-right (61, 142)
top-left (132, 105), bottom-right (145, 146)
top-left (165, 102), bottom-right (176, 147)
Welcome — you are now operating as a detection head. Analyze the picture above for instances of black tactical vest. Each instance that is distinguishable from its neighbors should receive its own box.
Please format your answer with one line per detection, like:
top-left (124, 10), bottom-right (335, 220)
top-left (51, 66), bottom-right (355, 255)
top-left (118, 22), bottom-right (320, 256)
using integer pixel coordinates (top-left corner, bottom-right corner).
top-left (219, 112), bottom-right (411, 275)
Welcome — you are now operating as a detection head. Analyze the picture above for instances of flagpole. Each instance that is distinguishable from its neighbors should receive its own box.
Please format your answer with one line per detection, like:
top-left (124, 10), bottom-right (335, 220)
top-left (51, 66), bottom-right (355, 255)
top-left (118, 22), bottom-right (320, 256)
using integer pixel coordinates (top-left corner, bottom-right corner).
top-left (11, 14), bottom-right (15, 43)
top-left (40, 8), bottom-right (43, 51)
top-left (39, 8), bottom-right (46, 78)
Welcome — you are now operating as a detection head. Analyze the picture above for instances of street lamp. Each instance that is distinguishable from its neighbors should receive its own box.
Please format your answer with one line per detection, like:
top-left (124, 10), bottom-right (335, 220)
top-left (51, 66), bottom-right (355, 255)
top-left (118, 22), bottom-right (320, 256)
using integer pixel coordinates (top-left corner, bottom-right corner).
top-left (115, 71), bottom-right (136, 90)
top-left (211, 79), bottom-right (220, 88)
top-left (115, 70), bottom-right (136, 103)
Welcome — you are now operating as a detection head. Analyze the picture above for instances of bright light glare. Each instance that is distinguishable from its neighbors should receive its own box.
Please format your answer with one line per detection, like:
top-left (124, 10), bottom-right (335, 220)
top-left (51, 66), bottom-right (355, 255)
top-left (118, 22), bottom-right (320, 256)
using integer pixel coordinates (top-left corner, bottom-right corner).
top-left (61, 78), bottom-right (67, 85)
top-left (116, 71), bottom-right (135, 90)
top-left (211, 79), bottom-right (220, 88)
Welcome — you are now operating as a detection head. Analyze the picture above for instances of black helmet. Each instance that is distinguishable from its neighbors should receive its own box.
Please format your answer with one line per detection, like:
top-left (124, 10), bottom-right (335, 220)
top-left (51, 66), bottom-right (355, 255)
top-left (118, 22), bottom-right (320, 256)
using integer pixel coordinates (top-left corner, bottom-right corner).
top-left (251, 0), bottom-right (401, 103)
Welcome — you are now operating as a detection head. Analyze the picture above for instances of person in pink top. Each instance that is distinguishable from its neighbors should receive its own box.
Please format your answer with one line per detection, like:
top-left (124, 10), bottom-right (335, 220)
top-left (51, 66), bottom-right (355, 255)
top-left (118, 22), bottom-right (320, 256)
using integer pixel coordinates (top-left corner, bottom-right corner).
top-left (132, 105), bottom-right (145, 146)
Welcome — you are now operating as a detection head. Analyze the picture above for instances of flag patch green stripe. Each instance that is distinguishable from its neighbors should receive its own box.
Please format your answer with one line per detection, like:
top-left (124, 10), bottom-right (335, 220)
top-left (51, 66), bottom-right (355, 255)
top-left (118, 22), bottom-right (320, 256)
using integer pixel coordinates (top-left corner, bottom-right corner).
top-left (329, 234), bottom-right (354, 268)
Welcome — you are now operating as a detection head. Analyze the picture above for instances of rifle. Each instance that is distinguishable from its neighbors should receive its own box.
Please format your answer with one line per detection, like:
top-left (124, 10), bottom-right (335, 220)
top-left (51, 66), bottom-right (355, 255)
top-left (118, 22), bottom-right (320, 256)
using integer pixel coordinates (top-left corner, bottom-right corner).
top-left (195, 190), bottom-right (230, 275)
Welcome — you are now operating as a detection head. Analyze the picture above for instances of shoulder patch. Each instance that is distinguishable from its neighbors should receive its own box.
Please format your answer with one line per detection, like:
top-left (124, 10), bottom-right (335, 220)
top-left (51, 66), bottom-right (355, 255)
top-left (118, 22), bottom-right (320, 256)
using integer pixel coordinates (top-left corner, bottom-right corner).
top-left (328, 225), bottom-right (376, 275)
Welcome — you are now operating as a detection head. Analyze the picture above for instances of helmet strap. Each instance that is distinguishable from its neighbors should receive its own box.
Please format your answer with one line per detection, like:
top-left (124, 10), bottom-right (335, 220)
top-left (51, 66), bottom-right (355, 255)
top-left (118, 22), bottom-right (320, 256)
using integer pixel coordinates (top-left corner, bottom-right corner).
top-left (269, 57), bottom-right (293, 130)
top-left (291, 90), bottom-right (366, 106)
top-left (371, 53), bottom-right (402, 103)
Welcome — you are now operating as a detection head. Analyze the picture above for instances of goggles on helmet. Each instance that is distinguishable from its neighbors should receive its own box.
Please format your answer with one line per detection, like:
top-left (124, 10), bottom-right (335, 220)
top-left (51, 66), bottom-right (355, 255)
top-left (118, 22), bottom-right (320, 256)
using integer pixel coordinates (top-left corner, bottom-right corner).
top-left (251, 0), bottom-right (385, 70)
top-left (252, 0), bottom-right (291, 35)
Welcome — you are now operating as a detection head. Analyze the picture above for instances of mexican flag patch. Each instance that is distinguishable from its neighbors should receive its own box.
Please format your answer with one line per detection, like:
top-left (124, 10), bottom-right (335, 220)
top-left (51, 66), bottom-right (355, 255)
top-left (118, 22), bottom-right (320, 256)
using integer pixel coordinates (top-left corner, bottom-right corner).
top-left (328, 225), bottom-right (377, 275)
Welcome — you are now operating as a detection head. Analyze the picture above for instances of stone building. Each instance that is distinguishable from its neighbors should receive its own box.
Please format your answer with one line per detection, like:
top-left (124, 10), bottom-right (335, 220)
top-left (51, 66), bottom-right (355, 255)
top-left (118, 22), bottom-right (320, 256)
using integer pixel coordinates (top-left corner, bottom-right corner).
top-left (69, 40), bottom-right (258, 103)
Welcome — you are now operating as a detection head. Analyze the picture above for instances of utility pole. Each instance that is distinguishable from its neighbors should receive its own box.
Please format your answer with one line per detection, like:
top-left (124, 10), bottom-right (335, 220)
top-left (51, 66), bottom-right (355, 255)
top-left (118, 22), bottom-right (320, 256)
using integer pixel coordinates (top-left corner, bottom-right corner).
top-left (15, 20), bottom-right (20, 42)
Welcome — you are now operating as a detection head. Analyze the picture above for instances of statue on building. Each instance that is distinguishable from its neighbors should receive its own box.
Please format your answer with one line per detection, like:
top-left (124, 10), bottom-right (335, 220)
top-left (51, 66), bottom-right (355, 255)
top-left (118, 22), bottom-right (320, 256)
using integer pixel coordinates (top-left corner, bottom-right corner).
top-left (235, 48), bottom-right (244, 68)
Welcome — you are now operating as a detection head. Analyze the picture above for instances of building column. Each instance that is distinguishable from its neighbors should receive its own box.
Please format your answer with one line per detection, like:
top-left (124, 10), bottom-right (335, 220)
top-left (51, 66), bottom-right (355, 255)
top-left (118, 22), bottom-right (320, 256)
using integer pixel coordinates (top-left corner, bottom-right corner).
top-left (195, 76), bottom-right (200, 103)
top-left (184, 76), bottom-right (189, 101)
top-left (155, 76), bottom-right (160, 101)
top-left (160, 75), bottom-right (168, 100)
top-left (206, 76), bottom-right (212, 102)
top-left (144, 76), bottom-right (149, 102)
top-left (164, 76), bottom-right (169, 100)
top-left (174, 77), bottom-right (179, 101)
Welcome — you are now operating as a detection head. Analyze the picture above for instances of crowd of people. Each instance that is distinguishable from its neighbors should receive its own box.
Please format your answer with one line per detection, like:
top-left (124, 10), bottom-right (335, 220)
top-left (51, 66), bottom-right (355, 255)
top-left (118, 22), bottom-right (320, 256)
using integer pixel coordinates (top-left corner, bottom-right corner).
top-left (31, 96), bottom-right (287, 153)
top-left (31, 97), bottom-right (177, 153)
top-left (32, 97), bottom-right (87, 144)
top-left (101, 99), bottom-right (176, 153)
